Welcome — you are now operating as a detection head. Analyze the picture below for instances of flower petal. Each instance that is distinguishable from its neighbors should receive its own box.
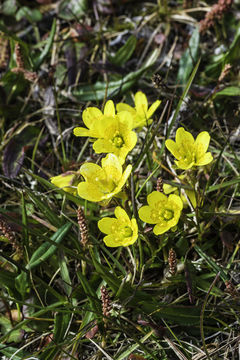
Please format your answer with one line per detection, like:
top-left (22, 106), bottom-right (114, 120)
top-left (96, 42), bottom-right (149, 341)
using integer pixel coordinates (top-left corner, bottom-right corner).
top-left (104, 100), bottom-right (115, 116)
top-left (114, 206), bottom-right (130, 222)
top-left (165, 139), bottom-right (180, 159)
top-left (147, 100), bottom-right (161, 118)
top-left (93, 139), bottom-right (116, 154)
top-left (98, 217), bottom-right (117, 234)
top-left (153, 222), bottom-right (171, 235)
top-left (82, 107), bottom-right (103, 128)
top-left (134, 91), bottom-right (148, 116)
top-left (73, 127), bottom-right (93, 137)
top-left (103, 234), bottom-right (123, 247)
top-left (79, 162), bottom-right (103, 182)
top-left (175, 159), bottom-right (194, 170)
top-left (117, 111), bottom-right (133, 129)
top-left (116, 103), bottom-right (135, 114)
top-left (196, 152), bottom-right (213, 166)
top-left (168, 194), bottom-right (183, 210)
top-left (138, 205), bottom-right (157, 224)
top-left (195, 131), bottom-right (210, 153)
top-left (101, 154), bottom-right (122, 181)
top-left (115, 164), bottom-right (132, 192)
top-left (176, 127), bottom-right (194, 146)
top-left (77, 182), bottom-right (104, 202)
top-left (147, 191), bottom-right (167, 207)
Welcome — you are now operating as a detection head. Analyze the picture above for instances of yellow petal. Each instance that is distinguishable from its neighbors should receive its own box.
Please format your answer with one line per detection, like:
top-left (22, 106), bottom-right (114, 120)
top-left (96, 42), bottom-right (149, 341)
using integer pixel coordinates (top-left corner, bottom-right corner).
top-left (168, 194), bottom-right (183, 210)
top-left (116, 103), bottom-right (135, 114)
top-left (175, 159), bottom-right (194, 170)
top-left (103, 234), bottom-right (122, 247)
top-left (101, 154), bottom-right (122, 181)
top-left (175, 127), bottom-right (194, 146)
top-left (51, 174), bottom-right (76, 194)
top-left (77, 182), bottom-right (104, 202)
top-left (165, 139), bottom-right (180, 159)
top-left (147, 191), bottom-right (167, 207)
top-left (196, 152), bottom-right (213, 166)
top-left (93, 139), bottom-right (116, 154)
top-left (138, 206), bottom-right (157, 224)
top-left (73, 127), bottom-right (92, 137)
top-left (153, 222), bottom-right (171, 235)
top-left (114, 206), bottom-right (130, 222)
top-left (163, 183), bottom-right (177, 195)
top-left (104, 100), bottom-right (115, 116)
top-left (82, 107), bottom-right (103, 128)
top-left (134, 91), bottom-right (148, 116)
top-left (116, 164), bottom-right (132, 191)
top-left (98, 217), bottom-right (117, 234)
top-left (147, 100), bottom-right (161, 118)
top-left (117, 111), bottom-right (134, 129)
top-left (195, 131), bottom-right (210, 153)
top-left (80, 162), bottom-right (103, 182)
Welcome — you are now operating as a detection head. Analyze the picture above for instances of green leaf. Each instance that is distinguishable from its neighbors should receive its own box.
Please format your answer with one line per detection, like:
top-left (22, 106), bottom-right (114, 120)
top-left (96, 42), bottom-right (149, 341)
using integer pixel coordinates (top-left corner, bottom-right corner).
top-left (16, 7), bottom-right (42, 22)
top-left (58, 252), bottom-right (72, 296)
top-left (58, 0), bottom-right (88, 20)
top-left (71, 48), bottom-right (160, 101)
top-left (0, 344), bottom-right (31, 359)
top-left (206, 177), bottom-right (240, 193)
top-left (77, 270), bottom-right (102, 315)
top-left (0, 269), bottom-right (21, 299)
top-left (194, 245), bottom-right (228, 282)
top-left (205, 26), bottom-right (240, 78)
top-left (3, 126), bottom-right (40, 179)
top-left (140, 303), bottom-right (203, 325)
top-left (2, 0), bottom-right (17, 15)
top-left (39, 311), bottom-right (72, 360)
top-left (177, 27), bottom-right (199, 85)
top-left (109, 35), bottom-right (137, 66)
top-left (26, 222), bottom-right (72, 270)
top-left (0, 315), bottom-right (22, 343)
top-left (34, 18), bottom-right (56, 69)
top-left (15, 271), bottom-right (29, 299)
top-left (213, 86), bottom-right (240, 98)
top-left (26, 188), bottom-right (62, 227)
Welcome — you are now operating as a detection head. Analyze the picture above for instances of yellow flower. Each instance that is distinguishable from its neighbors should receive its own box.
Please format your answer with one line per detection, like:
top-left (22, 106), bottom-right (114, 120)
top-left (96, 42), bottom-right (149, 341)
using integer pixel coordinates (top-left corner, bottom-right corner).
top-left (138, 191), bottom-right (183, 235)
top-left (73, 100), bottom-right (116, 138)
top-left (165, 127), bottom-right (213, 170)
top-left (50, 171), bottom-right (80, 195)
top-left (92, 111), bottom-right (137, 164)
top-left (77, 154), bottom-right (132, 203)
top-left (73, 101), bottom-right (137, 164)
top-left (116, 91), bottom-right (161, 129)
top-left (98, 206), bottom-right (138, 247)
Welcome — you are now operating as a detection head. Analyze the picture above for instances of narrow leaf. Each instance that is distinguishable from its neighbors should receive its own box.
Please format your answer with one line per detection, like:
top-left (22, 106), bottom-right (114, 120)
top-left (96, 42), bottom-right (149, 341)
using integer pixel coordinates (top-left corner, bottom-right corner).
top-left (26, 222), bottom-right (72, 270)
top-left (109, 35), bottom-right (137, 66)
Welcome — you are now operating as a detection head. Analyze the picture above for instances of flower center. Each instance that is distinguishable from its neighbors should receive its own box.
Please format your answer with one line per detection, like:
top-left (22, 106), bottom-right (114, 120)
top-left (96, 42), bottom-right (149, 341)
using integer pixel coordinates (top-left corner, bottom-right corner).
top-left (112, 132), bottom-right (124, 148)
top-left (163, 209), bottom-right (173, 220)
top-left (121, 226), bottom-right (133, 238)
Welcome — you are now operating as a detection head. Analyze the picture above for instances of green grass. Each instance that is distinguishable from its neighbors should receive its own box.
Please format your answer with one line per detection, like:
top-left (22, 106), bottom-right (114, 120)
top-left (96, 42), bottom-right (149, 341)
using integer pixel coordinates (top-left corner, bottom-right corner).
top-left (0, 0), bottom-right (240, 359)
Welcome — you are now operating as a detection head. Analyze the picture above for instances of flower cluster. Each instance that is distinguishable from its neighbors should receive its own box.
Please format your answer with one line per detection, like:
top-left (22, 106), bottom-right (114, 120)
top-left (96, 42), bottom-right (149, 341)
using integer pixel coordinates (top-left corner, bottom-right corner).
top-left (51, 92), bottom-right (213, 248)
